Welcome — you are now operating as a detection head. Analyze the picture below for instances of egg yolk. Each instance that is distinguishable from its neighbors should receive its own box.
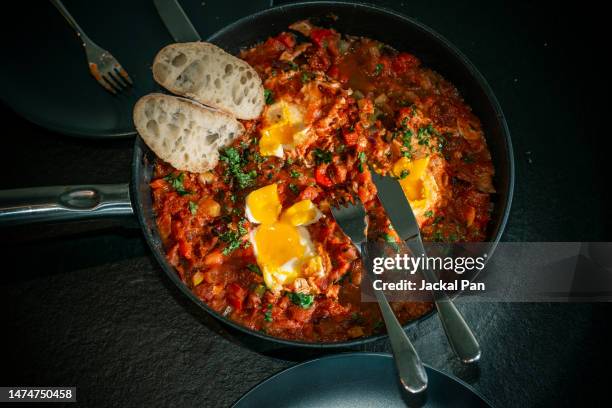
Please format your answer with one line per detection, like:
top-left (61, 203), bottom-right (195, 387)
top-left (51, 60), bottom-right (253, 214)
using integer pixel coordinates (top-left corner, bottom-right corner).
top-left (259, 101), bottom-right (304, 157)
top-left (245, 184), bottom-right (324, 293)
top-left (253, 223), bottom-right (305, 268)
top-left (393, 157), bottom-right (431, 208)
top-left (280, 200), bottom-right (321, 226)
top-left (245, 183), bottom-right (281, 224)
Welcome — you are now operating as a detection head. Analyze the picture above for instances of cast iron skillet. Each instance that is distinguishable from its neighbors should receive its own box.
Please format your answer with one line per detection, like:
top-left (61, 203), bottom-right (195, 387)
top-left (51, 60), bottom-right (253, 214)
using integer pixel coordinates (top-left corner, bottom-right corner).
top-left (0, 2), bottom-right (514, 348)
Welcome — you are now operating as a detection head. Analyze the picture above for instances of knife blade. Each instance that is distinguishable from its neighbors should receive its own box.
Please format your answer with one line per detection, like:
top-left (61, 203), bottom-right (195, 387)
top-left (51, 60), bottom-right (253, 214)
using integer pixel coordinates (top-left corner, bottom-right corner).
top-left (153, 0), bottom-right (201, 43)
top-left (371, 170), bottom-right (481, 363)
top-left (370, 170), bottom-right (421, 244)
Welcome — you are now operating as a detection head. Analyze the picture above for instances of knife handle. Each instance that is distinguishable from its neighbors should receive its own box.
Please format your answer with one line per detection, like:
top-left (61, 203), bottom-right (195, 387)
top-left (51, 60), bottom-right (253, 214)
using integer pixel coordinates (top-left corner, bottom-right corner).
top-left (433, 295), bottom-right (481, 363)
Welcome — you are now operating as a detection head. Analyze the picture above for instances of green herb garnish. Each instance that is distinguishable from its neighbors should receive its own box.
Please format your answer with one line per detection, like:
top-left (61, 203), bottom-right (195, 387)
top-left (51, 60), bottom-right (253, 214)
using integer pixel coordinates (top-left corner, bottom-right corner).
top-left (218, 219), bottom-right (248, 256)
top-left (357, 151), bottom-right (367, 173)
top-left (189, 201), bottom-right (198, 215)
top-left (416, 124), bottom-right (440, 147)
top-left (397, 169), bottom-right (410, 179)
top-left (424, 210), bottom-right (434, 218)
top-left (164, 173), bottom-right (191, 196)
top-left (382, 233), bottom-right (400, 252)
top-left (289, 184), bottom-right (300, 194)
top-left (264, 89), bottom-right (274, 105)
top-left (301, 71), bottom-right (312, 84)
top-left (247, 263), bottom-right (262, 275)
top-left (290, 169), bottom-right (302, 178)
top-left (220, 147), bottom-right (257, 189)
top-left (373, 320), bottom-right (385, 332)
top-left (402, 129), bottom-right (413, 147)
top-left (288, 292), bottom-right (314, 309)
top-left (264, 304), bottom-right (273, 322)
top-left (254, 284), bottom-right (266, 297)
top-left (313, 148), bottom-right (332, 164)
top-left (374, 63), bottom-right (383, 76)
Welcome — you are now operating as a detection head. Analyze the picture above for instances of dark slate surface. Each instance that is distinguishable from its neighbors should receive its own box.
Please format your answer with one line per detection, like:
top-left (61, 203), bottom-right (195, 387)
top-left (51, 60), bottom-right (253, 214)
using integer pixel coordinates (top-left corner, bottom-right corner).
top-left (0, 1), bottom-right (609, 407)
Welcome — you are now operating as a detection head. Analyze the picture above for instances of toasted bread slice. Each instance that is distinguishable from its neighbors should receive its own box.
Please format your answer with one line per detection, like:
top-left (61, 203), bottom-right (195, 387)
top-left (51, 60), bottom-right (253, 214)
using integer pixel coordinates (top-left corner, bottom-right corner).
top-left (133, 93), bottom-right (244, 173)
top-left (152, 42), bottom-right (264, 120)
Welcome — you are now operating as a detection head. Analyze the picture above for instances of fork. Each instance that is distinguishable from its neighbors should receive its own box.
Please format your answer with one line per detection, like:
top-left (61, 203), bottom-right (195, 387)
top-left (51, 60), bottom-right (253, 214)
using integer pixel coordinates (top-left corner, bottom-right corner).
top-left (331, 201), bottom-right (428, 394)
top-left (50, 0), bottom-right (133, 94)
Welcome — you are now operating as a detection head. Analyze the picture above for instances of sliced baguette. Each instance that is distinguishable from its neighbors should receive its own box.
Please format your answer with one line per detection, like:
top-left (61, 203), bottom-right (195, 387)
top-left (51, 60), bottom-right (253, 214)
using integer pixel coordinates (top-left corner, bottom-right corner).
top-left (133, 93), bottom-right (244, 173)
top-left (152, 42), bottom-right (264, 120)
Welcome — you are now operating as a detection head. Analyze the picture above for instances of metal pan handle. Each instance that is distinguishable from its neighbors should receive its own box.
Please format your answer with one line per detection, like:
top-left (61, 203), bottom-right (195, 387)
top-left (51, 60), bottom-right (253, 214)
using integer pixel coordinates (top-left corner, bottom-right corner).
top-left (0, 184), bottom-right (134, 226)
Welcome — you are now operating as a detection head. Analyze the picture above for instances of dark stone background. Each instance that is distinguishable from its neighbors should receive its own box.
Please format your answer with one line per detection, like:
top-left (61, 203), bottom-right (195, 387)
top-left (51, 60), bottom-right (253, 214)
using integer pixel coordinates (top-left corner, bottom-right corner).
top-left (0, 1), bottom-right (609, 407)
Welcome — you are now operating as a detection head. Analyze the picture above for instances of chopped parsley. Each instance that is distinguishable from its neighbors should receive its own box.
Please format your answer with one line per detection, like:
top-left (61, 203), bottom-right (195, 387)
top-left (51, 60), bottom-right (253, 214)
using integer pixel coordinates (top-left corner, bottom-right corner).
top-left (424, 210), bottom-right (434, 218)
top-left (286, 61), bottom-right (299, 71)
top-left (264, 304), bottom-right (273, 322)
top-left (247, 263), bottom-right (262, 275)
top-left (382, 233), bottom-right (400, 252)
top-left (188, 201), bottom-right (198, 215)
top-left (313, 148), bottom-right (332, 164)
top-left (164, 173), bottom-right (191, 196)
top-left (402, 129), bottom-right (413, 147)
top-left (220, 147), bottom-right (257, 189)
top-left (254, 284), bottom-right (266, 297)
top-left (357, 151), bottom-right (367, 173)
top-left (431, 230), bottom-right (445, 242)
top-left (264, 88), bottom-right (274, 105)
top-left (433, 216), bottom-right (445, 225)
top-left (288, 292), bottom-right (314, 309)
top-left (397, 169), bottom-right (410, 179)
top-left (416, 124), bottom-right (440, 147)
top-left (351, 312), bottom-right (366, 325)
top-left (374, 63), bottom-right (383, 76)
top-left (374, 320), bottom-right (385, 332)
top-left (301, 71), bottom-right (312, 84)
top-left (218, 219), bottom-right (248, 256)
top-left (252, 151), bottom-right (266, 164)
top-left (290, 169), bottom-right (302, 178)
top-left (288, 183), bottom-right (300, 194)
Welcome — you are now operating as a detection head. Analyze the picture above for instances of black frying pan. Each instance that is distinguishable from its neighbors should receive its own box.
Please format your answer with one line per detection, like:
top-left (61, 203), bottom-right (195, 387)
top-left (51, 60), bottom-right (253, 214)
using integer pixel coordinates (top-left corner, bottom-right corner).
top-left (0, 1), bottom-right (514, 348)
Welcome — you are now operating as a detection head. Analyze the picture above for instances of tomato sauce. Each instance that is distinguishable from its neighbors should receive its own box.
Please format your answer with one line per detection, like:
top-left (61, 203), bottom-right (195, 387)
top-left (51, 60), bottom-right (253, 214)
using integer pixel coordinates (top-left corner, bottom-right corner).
top-left (150, 21), bottom-right (494, 342)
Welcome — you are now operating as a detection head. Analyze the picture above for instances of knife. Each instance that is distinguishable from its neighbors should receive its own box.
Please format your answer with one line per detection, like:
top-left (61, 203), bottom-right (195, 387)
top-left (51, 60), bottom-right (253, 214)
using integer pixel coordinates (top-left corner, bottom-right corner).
top-left (371, 171), bottom-right (482, 364)
top-left (153, 0), bottom-right (201, 43)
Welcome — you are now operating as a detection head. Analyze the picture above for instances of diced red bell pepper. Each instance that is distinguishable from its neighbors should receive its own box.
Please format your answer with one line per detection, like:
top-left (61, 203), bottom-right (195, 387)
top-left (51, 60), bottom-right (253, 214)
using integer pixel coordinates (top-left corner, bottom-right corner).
top-left (227, 282), bottom-right (246, 311)
top-left (150, 178), bottom-right (167, 189)
top-left (315, 165), bottom-right (334, 188)
top-left (343, 129), bottom-right (359, 146)
top-left (178, 239), bottom-right (193, 260)
top-left (310, 28), bottom-right (336, 48)
top-left (391, 52), bottom-right (420, 74)
top-left (277, 32), bottom-right (296, 48)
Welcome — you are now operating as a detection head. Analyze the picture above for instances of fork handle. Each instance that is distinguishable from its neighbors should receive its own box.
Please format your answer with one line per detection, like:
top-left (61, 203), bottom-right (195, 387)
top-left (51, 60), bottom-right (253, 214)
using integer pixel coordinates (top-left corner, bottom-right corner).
top-left (374, 288), bottom-right (428, 394)
top-left (50, 0), bottom-right (93, 46)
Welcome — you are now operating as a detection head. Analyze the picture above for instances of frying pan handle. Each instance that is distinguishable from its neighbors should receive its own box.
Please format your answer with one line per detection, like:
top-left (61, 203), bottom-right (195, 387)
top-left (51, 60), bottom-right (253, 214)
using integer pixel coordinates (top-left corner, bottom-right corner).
top-left (0, 184), bottom-right (134, 226)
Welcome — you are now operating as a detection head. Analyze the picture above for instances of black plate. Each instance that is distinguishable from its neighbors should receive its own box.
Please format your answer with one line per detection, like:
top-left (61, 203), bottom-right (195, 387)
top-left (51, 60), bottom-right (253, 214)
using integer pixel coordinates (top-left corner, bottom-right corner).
top-left (0, 0), bottom-right (269, 138)
top-left (233, 353), bottom-right (492, 407)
